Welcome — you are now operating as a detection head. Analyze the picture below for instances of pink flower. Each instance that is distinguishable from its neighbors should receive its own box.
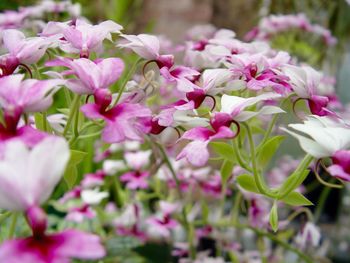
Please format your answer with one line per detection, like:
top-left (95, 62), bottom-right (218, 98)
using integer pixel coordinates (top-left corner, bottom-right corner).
top-left (328, 150), bottom-right (350, 181)
top-left (176, 113), bottom-right (236, 166)
top-left (66, 204), bottom-right (96, 222)
top-left (0, 137), bottom-right (69, 210)
top-left (295, 222), bottom-right (321, 249)
top-left (43, 19), bottom-right (122, 58)
top-left (0, 207), bottom-right (105, 263)
top-left (119, 34), bottom-right (174, 68)
top-left (124, 150), bottom-right (151, 170)
top-left (46, 57), bottom-right (124, 94)
top-left (282, 65), bottom-right (335, 116)
top-left (146, 214), bottom-right (178, 239)
top-left (159, 66), bottom-right (200, 92)
top-left (0, 29), bottom-right (54, 76)
top-left (81, 89), bottom-right (151, 143)
top-left (120, 171), bottom-right (150, 190)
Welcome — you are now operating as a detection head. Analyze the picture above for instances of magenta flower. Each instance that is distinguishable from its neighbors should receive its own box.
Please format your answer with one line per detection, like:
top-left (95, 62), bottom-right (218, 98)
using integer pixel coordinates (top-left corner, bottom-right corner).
top-left (146, 214), bottom-right (178, 239)
top-left (46, 57), bottom-right (124, 94)
top-left (0, 207), bottom-right (105, 262)
top-left (176, 113), bottom-right (236, 166)
top-left (328, 150), bottom-right (350, 181)
top-left (0, 74), bottom-right (63, 146)
top-left (0, 29), bottom-right (54, 77)
top-left (42, 19), bottom-right (122, 58)
top-left (119, 34), bottom-right (174, 68)
top-left (120, 171), bottom-right (150, 190)
top-left (282, 65), bottom-right (335, 116)
top-left (159, 65), bottom-right (200, 92)
top-left (81, 89), bottom-right (152, 143)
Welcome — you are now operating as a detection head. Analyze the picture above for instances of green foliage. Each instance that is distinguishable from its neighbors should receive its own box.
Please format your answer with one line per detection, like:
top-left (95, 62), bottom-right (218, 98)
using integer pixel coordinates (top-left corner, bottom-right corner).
top-left (281, 191), bottom-right (313, 206)
top-left (269, 201), bottom-right (279, 232)
top-left (256, 135), bottom-right (285, 170)
top-left (63, 150), bottom-right (87, 189)
top-left (236, 174), bottom-right (259, 194)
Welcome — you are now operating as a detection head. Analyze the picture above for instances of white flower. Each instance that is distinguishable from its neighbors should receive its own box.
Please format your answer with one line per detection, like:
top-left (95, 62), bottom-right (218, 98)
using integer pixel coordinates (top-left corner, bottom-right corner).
top-left (124, 150), bottom-right (152, 170)
top-left (102, 160), bottom-right (126, 175)
top-left (220, 92), bottom-right (284, 121)
top-left (0, 137), bottom-right (70, 211)
top-left (81, 189), bottom-right (109, 205)
top-left (281, 115), bottom-right (350, 158)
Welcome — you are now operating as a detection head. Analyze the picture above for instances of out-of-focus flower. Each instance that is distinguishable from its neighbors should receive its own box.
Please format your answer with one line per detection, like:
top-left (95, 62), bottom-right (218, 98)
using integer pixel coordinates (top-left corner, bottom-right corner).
top-left (281, 115), bottom-right (350, 158)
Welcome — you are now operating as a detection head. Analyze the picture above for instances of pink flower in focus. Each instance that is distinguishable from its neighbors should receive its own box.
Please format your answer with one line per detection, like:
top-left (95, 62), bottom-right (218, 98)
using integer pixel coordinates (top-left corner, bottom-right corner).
top-left (46, 57), bottom-right (124, 94)
top-left (119, 34), bottom-right (174, 68)
top-left (81, 89), bottom-right (152, 143)
top-left (0, 29), bottom-right (55, 77)
top-left (42, 19), bottom-right (122, 58)
top-left (176, 113), bottom-right (236, 166)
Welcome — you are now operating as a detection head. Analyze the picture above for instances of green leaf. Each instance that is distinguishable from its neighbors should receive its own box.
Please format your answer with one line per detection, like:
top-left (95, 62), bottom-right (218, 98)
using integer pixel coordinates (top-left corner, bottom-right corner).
top-left (278, 170), bottom-right (310, 197)
top-left (236, 174), bottom-right (260, 194)
top-left (281, 191), bottom-right (313, 206)
top-left (106, 236), bottom-right (142, 257)
top-left (63, 150), bottom-right (87, 189)
top-left (210, 142), bottom-right (236, 161)
top-left (256, 136), bottom-right (285, 169)
top-left (269, 201), bottom-right (279, 232)
top-left (63, 165), bottom-right (78, 189)
top-left (201, 201), bottom-right (209, 223)
top-left (69, 150), bottom-right (87, 166)
top-left (221, 160), bottom-right (234, 184)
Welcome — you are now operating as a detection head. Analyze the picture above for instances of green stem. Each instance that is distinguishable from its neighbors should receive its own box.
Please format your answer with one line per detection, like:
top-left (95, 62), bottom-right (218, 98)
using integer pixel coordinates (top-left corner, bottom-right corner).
top-left (113, 58), bottom-right (142, 106)
top-left (210, 220), bottom-right (313, 263)
top-left (62, 95), bottom-right (80, 137)
top-left (231, 192), bottom-right (242, 224)
top-left (232, 139), bottom-right (252, 172)
top-left (314, 182), bottom-right (333, 222)
top-left (314, 169), bottom-right (343, 189)
top-left (154, 141), bottom-right (195, 258)
top-left (8, 213), bottom-right (18, 239)
top-left (287, 207), bottom-right (314, 222)
top-left (42, 112), bottom-right (48, 132)
top-left (243, 123), bottom-right (273, 197)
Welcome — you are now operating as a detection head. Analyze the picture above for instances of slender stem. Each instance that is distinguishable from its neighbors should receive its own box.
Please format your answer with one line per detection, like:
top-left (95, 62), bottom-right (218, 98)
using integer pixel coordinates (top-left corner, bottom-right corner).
top-left (232, 139), bottom-right (252, 172)
top-left (261, 113), bottom-right (278, 145)
top-left (243, 123), bottom-right (273, 197)
top-left (209, 220), bottom-right (313, 263)
top-left (231, 192), bottom-right (242, 224)
top-left (287, 207), bottom-right (314, 222)
top-left (155, 142), bottom-right (182, 198)
top-left (154, 141), bottom-right (195, 258)
top-left (314, 182), bottom-right (333, 222)
top-left (314, 169), bottom-right (343, 189)
top-left (258, 236), bottom-right (268, 263)
top-left (113, 58), bottom-right (142, 106)
top-left (42, 112), bottom-right (48, 132)
top-left (8, 213), bottom-right (18, 239)
top-left (62, 95), bottom-right (80, 137)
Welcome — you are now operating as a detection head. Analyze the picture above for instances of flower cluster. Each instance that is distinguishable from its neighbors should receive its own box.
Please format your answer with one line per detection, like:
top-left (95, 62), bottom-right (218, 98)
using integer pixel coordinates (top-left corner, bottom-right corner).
top-left (245, 13), bottom-right (337, 46)
top-left (0, 1), bottom-right (347, 262)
